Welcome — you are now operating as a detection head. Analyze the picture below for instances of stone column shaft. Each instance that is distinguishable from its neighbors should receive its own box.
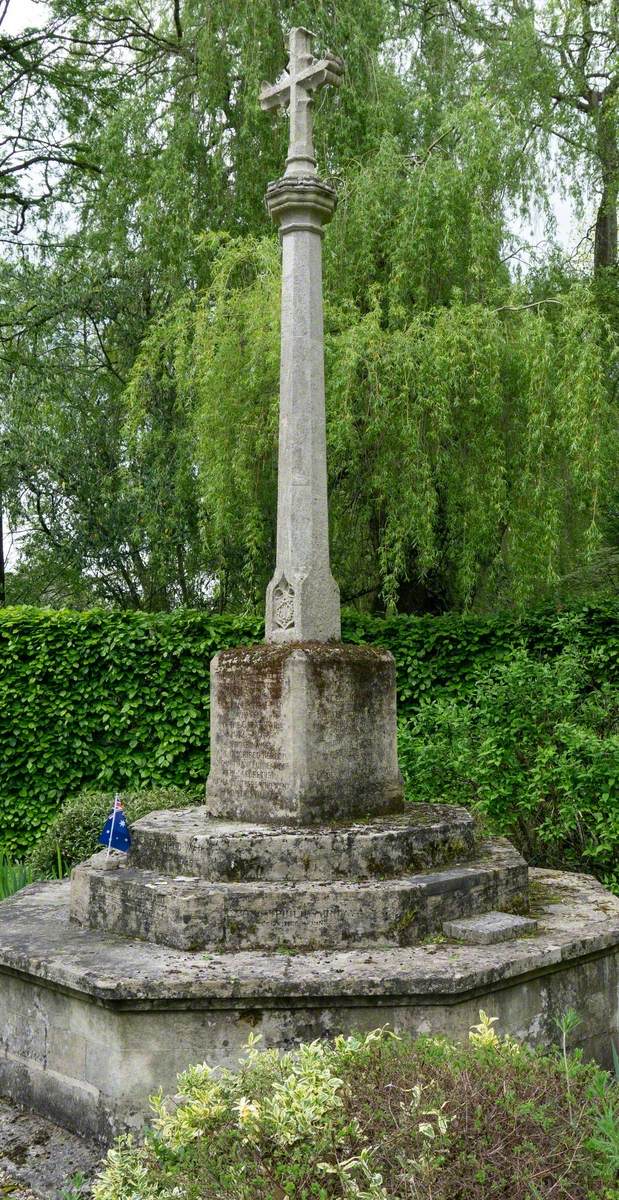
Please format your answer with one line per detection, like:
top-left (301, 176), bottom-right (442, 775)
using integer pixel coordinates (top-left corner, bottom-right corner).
top-left (265, 177), bottom-right (341, 643)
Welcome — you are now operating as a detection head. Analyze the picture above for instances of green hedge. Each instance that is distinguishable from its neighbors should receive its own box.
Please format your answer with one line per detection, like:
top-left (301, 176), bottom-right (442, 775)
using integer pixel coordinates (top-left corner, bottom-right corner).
top-left (1, 600), bottom-right (618, 855)
top-left (344, 600), bottom-right (619, 703)
top-left (0, 608), bottom-right (262, 854)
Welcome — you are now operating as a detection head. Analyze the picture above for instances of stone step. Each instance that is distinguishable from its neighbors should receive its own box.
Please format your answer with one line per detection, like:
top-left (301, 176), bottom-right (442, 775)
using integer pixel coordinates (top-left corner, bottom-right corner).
top-left (70, 839), bottom-right (527, 952)
top-left (129, 804), bottom-right (477, 881)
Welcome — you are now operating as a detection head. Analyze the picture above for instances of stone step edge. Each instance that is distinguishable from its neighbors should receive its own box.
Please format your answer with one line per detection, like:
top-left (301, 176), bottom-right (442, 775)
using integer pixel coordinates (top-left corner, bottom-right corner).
top-left (128, 804), bottom-right (478, 881)
top-left (75, 839), bottom-right (524, 897)
top-left (443, 912), bottom-right (539, 944)
top-left (1, 870), bottom-right (617, 1006)
top-left (70, 840), bottom-right (528, 952)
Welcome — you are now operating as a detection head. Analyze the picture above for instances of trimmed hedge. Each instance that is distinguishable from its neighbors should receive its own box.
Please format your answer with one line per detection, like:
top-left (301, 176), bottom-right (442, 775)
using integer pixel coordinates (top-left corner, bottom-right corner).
top-left (344, 600), bottom-right (619, 704)
top-left (0, 609), bottom-right (261, 855)
top-left (1, 600), bottom-right (618, 856)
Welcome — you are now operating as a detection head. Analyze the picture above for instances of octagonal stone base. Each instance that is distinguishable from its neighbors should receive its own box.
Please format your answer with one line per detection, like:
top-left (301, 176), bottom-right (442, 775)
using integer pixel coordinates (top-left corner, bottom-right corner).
top-left (70, 838), bottom-right (526, 952)
top-left (1, 869), bottom-right (618, 1142)
top-left (206, 642), bottom-right (404, 823)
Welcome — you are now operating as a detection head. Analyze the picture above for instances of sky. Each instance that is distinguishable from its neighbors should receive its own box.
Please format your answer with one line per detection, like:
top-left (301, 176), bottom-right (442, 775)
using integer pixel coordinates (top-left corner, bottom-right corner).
top-left (3, 0), bottom-right (41, 33)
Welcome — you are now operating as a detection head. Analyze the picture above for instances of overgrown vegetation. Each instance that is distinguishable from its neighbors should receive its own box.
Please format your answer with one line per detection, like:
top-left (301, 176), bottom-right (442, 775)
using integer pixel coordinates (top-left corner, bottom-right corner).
top-left (399, 645), bottom-right (619, 894)
top-left (0, 851), bottom-right (35, 899)
top-left (92, 1022), bottom-right (619, 1200)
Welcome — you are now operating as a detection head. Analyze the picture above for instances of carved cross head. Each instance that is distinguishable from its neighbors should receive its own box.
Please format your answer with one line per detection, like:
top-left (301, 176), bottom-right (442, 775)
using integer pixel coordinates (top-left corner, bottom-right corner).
top-left (259, 27), bottom-right (344, 177)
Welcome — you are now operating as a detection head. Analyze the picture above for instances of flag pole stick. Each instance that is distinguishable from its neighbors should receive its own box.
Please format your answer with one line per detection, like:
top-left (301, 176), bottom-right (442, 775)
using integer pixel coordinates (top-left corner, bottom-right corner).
top-left (106, 794), bottom-right (119, 862)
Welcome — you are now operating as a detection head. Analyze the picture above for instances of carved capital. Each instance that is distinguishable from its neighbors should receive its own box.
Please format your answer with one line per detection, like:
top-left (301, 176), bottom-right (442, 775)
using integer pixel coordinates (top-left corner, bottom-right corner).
top-left (265, 175), bottom-right (337, 235)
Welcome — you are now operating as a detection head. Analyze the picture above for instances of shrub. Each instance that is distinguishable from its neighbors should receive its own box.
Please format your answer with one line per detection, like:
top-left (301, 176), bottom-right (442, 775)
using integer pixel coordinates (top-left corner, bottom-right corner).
top-left (26, 787), bottom-right (201, 878)
top-left (399, 646), bottom-right (619, 892)
top-left (345, 600), bottom-right (619, 706)
top-left (92, 1022), bottom-right (619, 1200)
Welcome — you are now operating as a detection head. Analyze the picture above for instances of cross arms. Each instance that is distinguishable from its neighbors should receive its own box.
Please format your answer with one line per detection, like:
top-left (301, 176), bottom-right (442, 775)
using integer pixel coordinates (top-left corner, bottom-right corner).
top-left (260, 52), bottom-right (345, 112)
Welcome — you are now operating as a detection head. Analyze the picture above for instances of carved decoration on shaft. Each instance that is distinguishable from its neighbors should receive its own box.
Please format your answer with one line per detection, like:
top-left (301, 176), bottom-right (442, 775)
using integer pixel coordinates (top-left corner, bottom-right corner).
top-left (272, 578), bottom-right (295, 631)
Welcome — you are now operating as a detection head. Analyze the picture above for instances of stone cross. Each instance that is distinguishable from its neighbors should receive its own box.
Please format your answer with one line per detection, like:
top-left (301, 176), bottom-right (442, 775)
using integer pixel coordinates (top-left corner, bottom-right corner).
top-left (260, 27), bottom-right (344, 178)
top-left (260, 29), bottom-right (344, 643)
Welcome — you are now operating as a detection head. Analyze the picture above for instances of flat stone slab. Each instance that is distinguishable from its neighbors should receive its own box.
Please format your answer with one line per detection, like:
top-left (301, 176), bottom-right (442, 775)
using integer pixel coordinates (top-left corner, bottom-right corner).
top-left (0, 868), bottom-right (616, 1007)
top-left (130, 804), bottom-right (476, 881)
top-left (70, 839), bottom-right (526, 951)
top-left (443, 911), bottom-right (538, 944)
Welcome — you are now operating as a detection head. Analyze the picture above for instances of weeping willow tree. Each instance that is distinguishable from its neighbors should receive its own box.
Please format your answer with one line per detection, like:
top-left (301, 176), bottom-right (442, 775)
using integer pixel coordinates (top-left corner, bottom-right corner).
top-left (0, 0), bottom-right (410, 609)
top-left (2, 0), bottom-right (617, 611)
top-left (128, 129), bottom-right (617, 614)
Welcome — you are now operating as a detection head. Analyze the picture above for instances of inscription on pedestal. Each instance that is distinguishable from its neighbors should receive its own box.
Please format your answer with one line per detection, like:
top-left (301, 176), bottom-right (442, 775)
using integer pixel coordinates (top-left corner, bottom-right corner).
top-left (210, 647), bottom-right (287, 795)
top-left (206, 643), bottom-right (404, 825)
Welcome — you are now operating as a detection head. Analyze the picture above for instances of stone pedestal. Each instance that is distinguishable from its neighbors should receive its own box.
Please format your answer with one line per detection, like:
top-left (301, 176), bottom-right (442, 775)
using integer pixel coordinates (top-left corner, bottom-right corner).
top-left (1, 865), bottom-right (619, 1141)
top-left (206, 642), bottom-right (404, 823)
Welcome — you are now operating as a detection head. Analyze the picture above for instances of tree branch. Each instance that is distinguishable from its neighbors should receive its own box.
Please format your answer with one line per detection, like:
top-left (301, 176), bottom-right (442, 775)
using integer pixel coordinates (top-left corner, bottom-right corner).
top-left (173, 0), bottom-right (182, 41)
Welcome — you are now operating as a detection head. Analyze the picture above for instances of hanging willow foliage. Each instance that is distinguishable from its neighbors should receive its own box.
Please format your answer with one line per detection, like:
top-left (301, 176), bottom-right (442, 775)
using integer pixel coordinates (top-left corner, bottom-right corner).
top-left (127, 162), bottom-right (616, 613)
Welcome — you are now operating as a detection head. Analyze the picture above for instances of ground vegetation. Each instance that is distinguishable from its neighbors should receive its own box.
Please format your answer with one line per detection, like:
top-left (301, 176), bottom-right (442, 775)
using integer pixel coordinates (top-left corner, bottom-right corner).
top-left (91, 1023), bottom-right (619, 1200)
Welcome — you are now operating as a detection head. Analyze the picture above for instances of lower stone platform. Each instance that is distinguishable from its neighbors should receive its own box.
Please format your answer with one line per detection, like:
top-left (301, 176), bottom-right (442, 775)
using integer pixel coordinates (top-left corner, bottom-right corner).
top-left (1, 869), bottom-right (618, 1142)
top-left (70, 838), bottom-right (525, 952)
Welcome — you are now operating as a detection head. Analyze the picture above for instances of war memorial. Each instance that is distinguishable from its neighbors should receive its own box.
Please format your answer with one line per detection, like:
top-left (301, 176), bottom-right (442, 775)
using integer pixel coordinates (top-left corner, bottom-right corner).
top-left (0, 28), bottom-right (618, 1141)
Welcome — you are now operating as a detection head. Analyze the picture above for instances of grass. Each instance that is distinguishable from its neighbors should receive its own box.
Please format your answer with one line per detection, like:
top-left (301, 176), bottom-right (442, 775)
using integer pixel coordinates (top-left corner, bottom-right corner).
top-left (0, 840), bottom-right (64, 899)
top-left (0, 851), bottom-right (36, 899)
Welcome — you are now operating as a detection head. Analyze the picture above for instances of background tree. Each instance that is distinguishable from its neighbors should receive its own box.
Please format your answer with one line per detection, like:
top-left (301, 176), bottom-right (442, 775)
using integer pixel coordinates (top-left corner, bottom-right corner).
top-left (423, 0), bottom-right (619, 273)
top-left (0, 0), bottom-right (616, 612)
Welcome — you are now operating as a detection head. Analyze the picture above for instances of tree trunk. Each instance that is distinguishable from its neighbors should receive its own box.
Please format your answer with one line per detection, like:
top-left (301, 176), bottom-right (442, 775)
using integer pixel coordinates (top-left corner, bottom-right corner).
top-left (594, 102), bottom-right (618, 272)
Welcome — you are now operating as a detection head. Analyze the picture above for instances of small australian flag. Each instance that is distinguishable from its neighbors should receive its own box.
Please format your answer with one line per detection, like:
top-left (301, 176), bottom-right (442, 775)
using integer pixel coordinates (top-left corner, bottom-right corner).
top-left (98, 794), bottom-right (132, 854)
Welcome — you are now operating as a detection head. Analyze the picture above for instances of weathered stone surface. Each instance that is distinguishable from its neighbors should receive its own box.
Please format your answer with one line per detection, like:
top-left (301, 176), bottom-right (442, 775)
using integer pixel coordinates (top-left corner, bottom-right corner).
top-left (263, 175), bottom-right (341, 643)
top-left (443, 912), bottom-right (538, 944)
top-left (70, 840), bottom-right (526, 952)
top-left (130, 805), bottom-right (476, 881)
top-left (0, 1095), bottom-right (100, 1198)
top-left (259, 29), bottom-right (344, 643)
top-left (260, 29), bottom-right (344, 179)
top-left (206, 642), bottom-right (404, 823)
top-left (1, 869), bottom-right (619, 1140)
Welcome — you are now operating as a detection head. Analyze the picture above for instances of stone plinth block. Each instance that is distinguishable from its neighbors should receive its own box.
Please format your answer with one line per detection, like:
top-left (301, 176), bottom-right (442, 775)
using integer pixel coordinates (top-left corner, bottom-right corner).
top-left (206, 642), bottom-right (404, 824)
top-left (443, 912), bottom-right (539, 944)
